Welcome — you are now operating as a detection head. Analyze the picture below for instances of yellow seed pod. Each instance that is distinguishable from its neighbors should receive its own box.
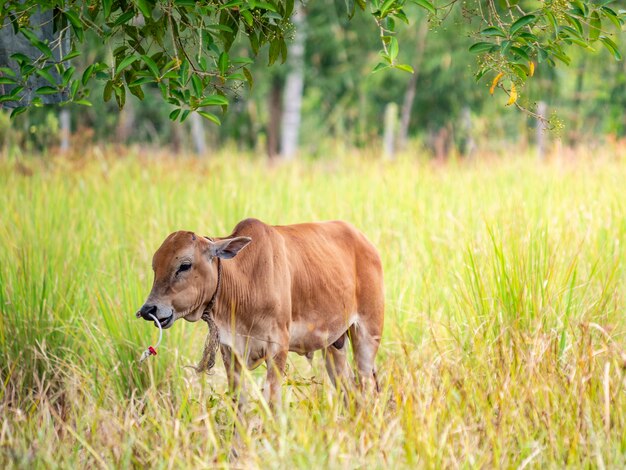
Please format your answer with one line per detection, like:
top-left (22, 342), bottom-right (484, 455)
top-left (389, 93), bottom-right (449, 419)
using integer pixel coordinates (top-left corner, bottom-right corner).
top-left (490, 72), bottom-right (504, 95)
top-left (529, 61), bottom-right (535, 77)
top-left (506, 83), bottom-right (518, 106)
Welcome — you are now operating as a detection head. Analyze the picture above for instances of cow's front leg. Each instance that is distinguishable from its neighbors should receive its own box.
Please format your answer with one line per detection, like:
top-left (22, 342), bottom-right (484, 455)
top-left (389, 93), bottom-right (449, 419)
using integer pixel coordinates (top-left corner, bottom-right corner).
top-left (264, 349), bottom-right (287, 409)
top-left (220, 344), bottom-right (246, 408)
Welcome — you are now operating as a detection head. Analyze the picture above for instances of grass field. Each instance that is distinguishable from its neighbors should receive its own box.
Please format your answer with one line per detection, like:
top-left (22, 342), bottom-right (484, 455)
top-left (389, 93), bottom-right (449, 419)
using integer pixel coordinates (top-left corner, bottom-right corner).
top-left (2, 150), bottom-right (626, 468)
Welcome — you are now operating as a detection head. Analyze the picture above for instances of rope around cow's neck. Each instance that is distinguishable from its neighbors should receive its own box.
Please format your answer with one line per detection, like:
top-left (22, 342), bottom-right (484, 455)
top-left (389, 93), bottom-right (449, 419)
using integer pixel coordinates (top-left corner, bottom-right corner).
top-left (138, 257), bottom-right (222, 373)
top-left (195, 257), bottom-right (221, 374)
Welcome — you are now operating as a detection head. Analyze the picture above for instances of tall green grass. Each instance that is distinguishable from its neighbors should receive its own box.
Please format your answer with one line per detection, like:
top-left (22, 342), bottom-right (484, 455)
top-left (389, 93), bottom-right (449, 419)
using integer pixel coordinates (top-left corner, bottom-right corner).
top-left (1, 152), bottom-right (626, 467)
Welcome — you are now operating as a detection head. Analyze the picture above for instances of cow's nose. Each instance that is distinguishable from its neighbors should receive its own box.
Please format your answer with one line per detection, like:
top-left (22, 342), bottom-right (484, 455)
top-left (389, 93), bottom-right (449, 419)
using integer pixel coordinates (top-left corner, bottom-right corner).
top-left (138, 304), bottom-right (157, 320)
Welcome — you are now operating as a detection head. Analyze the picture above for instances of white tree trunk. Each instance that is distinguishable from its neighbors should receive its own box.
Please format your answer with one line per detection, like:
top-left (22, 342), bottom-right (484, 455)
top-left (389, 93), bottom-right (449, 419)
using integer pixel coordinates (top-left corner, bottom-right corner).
top-left (279, 6), bottom-right (306, 160)
top-left (190, 112), bottom-right (207, 156)
top-left (383, 103), bottom-right (398, 160)
top-left (59, 108), bottom-right (70, 152)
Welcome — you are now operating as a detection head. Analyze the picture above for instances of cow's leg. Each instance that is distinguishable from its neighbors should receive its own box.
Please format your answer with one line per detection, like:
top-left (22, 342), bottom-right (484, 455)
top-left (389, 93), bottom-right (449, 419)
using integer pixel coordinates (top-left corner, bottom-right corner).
top-left (220, 344), bottom-right (246, 408)
top-left (264, 349), bottom-right (288, 409)
top-left (349, 321), bottom-right (382, 393)
top-left (323, 333), bottom-right (355, 392)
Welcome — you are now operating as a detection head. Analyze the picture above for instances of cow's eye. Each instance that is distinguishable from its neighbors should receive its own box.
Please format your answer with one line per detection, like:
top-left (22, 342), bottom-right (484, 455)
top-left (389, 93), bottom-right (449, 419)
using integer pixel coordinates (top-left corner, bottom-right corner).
top-left (177, 263), bottom-right (192, 274)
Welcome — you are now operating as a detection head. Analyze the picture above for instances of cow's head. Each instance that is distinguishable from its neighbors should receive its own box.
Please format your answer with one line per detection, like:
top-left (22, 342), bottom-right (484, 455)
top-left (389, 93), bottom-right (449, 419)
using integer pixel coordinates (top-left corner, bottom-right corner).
top-left (136, 231), bottom-right (251, 329)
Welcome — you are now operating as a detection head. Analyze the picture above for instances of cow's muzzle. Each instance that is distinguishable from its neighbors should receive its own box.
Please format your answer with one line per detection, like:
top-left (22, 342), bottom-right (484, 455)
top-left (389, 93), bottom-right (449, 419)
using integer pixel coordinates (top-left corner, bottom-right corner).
top-left (136, 303), bottom-right (175, 329)
top-left (137, 303), bottom-right (158, 320)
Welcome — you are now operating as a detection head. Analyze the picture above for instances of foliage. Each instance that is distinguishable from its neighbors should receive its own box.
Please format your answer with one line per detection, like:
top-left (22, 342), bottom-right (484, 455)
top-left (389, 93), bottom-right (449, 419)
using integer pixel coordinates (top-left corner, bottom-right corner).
top-left (0, 0), bottom-right (624, 122)
top-left (2, 151), bottom-right (626, 466)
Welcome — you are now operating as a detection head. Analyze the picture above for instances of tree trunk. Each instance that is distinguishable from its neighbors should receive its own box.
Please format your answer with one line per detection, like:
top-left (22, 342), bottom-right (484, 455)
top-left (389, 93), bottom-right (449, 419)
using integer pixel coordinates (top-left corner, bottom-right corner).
top-left (279, 5), bottom-right (307, 160)
top-left (190, 112), bottom-right (207, 155)
top-left (383, 103), bottom-right (398, 160)
top-left (267, 76), bottom-right (282, 159)
top-left (116, 97), bottom-right (135, 144)
top-left (397, 19), bottom-right (428, 151)
top-left (59, 108), bottom-right (70, 153)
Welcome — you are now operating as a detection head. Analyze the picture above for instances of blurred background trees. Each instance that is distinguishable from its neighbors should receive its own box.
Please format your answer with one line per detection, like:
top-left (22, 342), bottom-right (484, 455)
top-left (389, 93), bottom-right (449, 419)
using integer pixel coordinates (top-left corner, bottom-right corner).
top-left (1, 0), bottom-right (625, 159)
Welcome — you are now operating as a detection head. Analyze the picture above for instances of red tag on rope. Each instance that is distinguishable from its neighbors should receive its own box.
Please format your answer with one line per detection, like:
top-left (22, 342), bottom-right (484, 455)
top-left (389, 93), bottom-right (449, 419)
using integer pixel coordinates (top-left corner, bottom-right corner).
top-left (148, 346), bottom-right (157, 356)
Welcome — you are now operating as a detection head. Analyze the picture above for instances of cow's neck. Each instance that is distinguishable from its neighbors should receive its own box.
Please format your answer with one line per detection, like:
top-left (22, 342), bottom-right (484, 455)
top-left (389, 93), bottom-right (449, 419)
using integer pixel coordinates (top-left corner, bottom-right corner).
top-left (210, 255), bottom-right (254, 325)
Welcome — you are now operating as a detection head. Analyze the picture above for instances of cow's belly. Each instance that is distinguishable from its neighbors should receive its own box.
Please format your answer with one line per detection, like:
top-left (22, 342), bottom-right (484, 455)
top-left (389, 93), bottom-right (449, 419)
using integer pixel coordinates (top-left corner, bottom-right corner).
top-left (217, 323), bottom-right (270, 370)
top-left (288, 313), bottom-right (357, 354)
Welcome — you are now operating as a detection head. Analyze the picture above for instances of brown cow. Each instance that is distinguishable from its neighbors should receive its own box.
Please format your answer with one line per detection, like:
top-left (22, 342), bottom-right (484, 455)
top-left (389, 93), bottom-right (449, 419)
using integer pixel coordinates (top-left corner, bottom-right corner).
top-left (137, 218), bottom-right (384, 405)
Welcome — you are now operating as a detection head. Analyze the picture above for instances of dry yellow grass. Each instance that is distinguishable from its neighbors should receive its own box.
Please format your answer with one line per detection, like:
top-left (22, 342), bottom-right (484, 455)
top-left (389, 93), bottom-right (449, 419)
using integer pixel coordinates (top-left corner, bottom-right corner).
top-left (1, 150), bottom-right (626, 468)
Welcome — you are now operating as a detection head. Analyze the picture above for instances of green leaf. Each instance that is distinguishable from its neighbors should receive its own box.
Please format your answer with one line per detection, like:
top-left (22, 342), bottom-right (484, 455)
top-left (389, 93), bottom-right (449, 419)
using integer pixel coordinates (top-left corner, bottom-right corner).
top-left (380, 0), bottom-right (396, 17)
top-left (372, 62), bottom-right (390, 73)
top-left (269, 39), bottom-right (280, 65)
top-left (169, 108), bottom-right (181, 121)
top-left (253, 2), bottom-right (277, 12)
top-left (394, 8), bottom-right (409, 24)
top-left (394, 63), bottom-right (414, 73)
top-left (412, 0), bottom-right (436, 15)
top-left (218, 52), bottom-right (229, 76)
top-left (141, 55), bottom-right (160, 77)
top-left (74, 99), bottom-right (92, 106)
top-left (114, 83), bottom-right (126, 108)
top-left (10, 106), bottom-right (27, 118)
top-left (62, 66), bottom-right (75, 87)
top-left (21, 29), bottom-right (53, 59)
top-left (36, 68), bottom-right (57, 85)
top-left (243, 66), bottom-right (254, 90)
top-left (510, 46), bottom-right (530, 62)
top-left (0, 77), bottom-right (17, 85)
top-left (198, 111), bottom-right (221, 125)
top-left (103, 80), bottom-right (114, 102)
top-left (103, 0), bottom-right (113, 18)
top-left (191, 74), bottom-right (203, 96)
top-left (601, 7), bottom-right (621, 29)
top-left (510, 14), bottom-right (536, 35)
top-left (206, 24), bottom-right (234, 33)
top-left (10, 53), bottom-right (30, 65)
top-left (137, 0), bottom-right (153, 19)
top-left (286, 0), bottom-right (295, 17)
top-left (129, 76), bottom-right (154, 87)
top-left (589, 11), bottom-right (601, 42)
top-left (600, 36), bottom-right (622, 60)
top-left (70, 80), bottom-right (79, 99)
top-left (112, 10), bottom-right (136, 27)
top-left (469, 42), bottom-right (497, 53)
top-left (82, 64), bottom-right (95, 86)
top-left (279, 38), bottom-right (287, 63)
top-left (35, 85), bottom-right (59, 95)
top-left (480, 26), bottom-right (506, 37)
top-left (389, 37), bottom-right (399, 60)
top-left (64, 9), bottom-right (83, 31)
top-left (199, 95), bottom-right (229, 106)
top-left (241, 10), bottom-right (254, 26)
top-left (0, 67), bottom-right (16, 78)
top-left (116, 55), bottom-right (138, 75)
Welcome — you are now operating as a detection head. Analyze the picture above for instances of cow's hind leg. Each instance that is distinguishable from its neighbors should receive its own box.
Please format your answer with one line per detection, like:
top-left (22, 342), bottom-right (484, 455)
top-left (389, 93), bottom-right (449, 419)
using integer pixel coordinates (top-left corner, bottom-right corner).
top-left (323, 333), bottom-right (355, 392)
top-left (349, 320), bottom-right (382, 393)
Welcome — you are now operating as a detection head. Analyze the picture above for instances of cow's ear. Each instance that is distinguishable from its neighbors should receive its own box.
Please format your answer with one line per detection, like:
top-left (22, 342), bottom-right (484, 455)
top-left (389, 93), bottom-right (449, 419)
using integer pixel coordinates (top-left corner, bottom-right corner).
top-left (208, 237), bottom-right (252, 259)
